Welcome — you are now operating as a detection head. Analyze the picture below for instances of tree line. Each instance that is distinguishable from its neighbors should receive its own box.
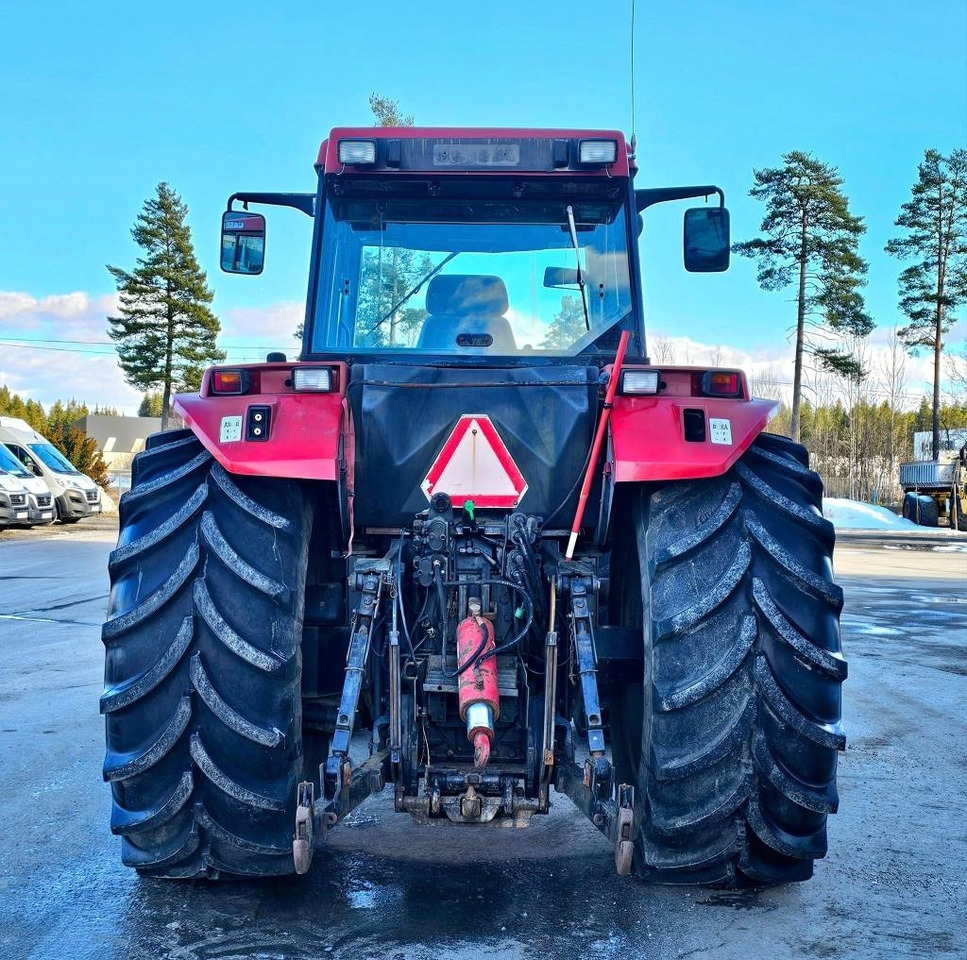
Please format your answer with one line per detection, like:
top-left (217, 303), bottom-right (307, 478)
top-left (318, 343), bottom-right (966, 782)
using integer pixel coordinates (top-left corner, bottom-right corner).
top-left (0, 386), bottom-right (111, 487)
top-left (733, 148), bottom-right (966, 459)
top-left (765, 395), bottom-right (967, 504)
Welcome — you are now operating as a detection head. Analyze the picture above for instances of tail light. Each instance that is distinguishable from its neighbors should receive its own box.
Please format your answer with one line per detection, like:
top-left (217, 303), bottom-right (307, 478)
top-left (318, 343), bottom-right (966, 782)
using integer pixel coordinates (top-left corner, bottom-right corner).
top-left (211, 370), bottom-right (249, 395)
top-left (701, 371), bottom-right (743, 398)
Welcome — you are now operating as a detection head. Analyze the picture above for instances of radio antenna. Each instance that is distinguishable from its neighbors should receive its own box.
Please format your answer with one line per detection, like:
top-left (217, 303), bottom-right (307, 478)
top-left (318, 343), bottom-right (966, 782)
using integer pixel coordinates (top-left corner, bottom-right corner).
top-left (629, 0), bottom-right (637, 158)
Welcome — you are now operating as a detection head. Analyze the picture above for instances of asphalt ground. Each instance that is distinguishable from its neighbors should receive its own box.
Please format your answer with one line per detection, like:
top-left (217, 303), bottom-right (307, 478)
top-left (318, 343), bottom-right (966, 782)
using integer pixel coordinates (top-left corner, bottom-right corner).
top-left (0, 519), bottom-right (964, 959)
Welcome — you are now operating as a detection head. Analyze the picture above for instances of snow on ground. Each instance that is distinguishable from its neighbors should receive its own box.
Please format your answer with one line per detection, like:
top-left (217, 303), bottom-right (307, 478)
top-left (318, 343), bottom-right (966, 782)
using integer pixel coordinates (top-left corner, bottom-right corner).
top-left (822, 498), bottom-right (918, 531)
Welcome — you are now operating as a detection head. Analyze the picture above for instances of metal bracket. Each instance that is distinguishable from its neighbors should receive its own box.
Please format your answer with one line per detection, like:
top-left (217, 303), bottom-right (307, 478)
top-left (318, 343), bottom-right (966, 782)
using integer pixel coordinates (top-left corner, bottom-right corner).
top-left (293, 780), bottom-right (314, 875)
top-left (555, 765), bottom-right (635, 876)
top-left (324, 560), bottom-right (388, 801)
top-left (614, 783), bottom-right (635, 876)
top-left (388, 621), bottom-right (402, 784)
top-left (540, 630), bottom-right (558, 790)
top-left (559, 574), bottom-right (605, 756)
top-left (315, 749), bottom-right (389, 834)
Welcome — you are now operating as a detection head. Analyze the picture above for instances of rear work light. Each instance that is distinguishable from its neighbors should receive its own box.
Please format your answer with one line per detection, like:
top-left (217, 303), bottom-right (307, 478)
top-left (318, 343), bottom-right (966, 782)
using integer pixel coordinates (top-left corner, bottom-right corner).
top-left (292, 368), bottom-right (333, 392)
top-left (338, 139), bottom-right (377, 165)
top-left (702, 371), bottom-right (743, 398)
top-left (621, 370), bottom-right (661, 395)
top-left (578, 139), bottom-right (618, 165)
top-left (211, 370), bottom-right (248, 395)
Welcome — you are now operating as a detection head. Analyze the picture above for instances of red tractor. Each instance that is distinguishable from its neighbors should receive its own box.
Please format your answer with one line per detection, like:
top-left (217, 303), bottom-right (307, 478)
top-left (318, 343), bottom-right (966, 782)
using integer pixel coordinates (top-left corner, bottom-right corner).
top-left (101, 128), bottom-right (846, 885)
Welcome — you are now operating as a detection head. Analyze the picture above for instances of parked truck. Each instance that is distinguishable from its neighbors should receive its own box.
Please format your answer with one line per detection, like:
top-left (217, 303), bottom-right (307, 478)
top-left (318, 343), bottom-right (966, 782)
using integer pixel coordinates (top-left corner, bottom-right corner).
top-left (101, 127), bottom-right (846, 887)
top-left (0, 418), bottom-right (101, 523)
top-left (0, 442), bottom-right (55, 527)
top-left (0, 467), bottom-right (31, 529)
top-left (900, 445), bottom-right (967, 529)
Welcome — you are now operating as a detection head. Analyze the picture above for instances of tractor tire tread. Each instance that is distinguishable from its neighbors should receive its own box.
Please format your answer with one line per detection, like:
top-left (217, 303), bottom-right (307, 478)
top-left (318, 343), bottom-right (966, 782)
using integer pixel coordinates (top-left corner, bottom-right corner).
top-left (633, 431), bottom-right (845, 886)
top-left (101, 429), bottom-right (312, 878)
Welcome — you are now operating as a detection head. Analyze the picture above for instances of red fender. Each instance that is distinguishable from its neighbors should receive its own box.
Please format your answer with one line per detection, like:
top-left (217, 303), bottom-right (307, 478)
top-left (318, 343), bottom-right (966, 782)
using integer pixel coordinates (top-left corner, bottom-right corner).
top-left (173, 363), bottom-right (347, 481)
top-left (610, 392), bottom-right (779, 483)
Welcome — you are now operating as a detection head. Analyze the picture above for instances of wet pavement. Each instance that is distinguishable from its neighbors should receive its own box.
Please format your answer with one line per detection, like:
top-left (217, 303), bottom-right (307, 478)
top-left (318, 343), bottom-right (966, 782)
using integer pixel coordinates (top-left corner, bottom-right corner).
top-left (0, 524), bottom-right (964, 959)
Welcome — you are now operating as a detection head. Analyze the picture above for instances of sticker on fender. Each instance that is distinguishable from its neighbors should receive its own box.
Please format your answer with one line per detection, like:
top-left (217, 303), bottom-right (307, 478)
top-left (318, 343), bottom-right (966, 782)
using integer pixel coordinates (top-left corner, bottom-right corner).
top-left (219, 416), bottom-right (243, 443)
top-left (422, 414), bottom-right (528, 509)
top-left (709, 418), bottom-right (733, 445)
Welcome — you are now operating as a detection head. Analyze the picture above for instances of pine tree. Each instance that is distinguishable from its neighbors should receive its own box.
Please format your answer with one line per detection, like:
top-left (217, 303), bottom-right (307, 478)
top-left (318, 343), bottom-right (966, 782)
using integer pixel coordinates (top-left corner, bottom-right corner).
top-left (107, 183), bottom-right (225, 429)
top-left (885, 149), bottom-right (967, 459)
top-left (46, 421), bottom-right (110, 488)
top-left (733, 152), bottom-right (873, 441)
top-left (542, 295), bottom-right (587, 349)
top-left (0, 391), bottom-right (48, 434)
top-left (368, 93), bottom-right (414, 127)
top-left (137, 392), bottom-right (164, 417)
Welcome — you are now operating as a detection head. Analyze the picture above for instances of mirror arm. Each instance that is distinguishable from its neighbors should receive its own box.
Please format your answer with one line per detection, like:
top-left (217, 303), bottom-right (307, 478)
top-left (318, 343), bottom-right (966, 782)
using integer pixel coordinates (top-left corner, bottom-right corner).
top-left (227, 192), bottom-right (315, 217)
top-left (635, 186), bottom-right (725, 211)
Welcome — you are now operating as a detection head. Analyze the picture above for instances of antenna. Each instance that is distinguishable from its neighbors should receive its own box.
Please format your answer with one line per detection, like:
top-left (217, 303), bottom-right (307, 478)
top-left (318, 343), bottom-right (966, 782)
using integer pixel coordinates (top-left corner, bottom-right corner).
top-left (629, 0), bottom-right (637, 158)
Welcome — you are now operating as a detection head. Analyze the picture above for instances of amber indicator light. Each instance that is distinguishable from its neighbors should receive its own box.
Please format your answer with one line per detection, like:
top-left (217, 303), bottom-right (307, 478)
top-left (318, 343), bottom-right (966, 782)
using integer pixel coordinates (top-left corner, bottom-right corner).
top-left (211, 370), bottom-right (246, 395)
top-left (702, 371), bottom-right (742, 397)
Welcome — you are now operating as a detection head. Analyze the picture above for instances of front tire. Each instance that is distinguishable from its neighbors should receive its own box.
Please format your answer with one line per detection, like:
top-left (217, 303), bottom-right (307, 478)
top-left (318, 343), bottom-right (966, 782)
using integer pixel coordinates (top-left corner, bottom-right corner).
top-left (101, 429), bottom-right (313, 878)
top-left (629, 433), bottom-right (847, 885)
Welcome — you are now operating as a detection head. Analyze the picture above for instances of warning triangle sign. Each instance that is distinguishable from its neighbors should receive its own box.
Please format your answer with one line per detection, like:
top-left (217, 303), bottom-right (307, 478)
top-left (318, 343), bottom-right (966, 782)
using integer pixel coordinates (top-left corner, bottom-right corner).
top-left (422, 415), bottom-right (528, 509)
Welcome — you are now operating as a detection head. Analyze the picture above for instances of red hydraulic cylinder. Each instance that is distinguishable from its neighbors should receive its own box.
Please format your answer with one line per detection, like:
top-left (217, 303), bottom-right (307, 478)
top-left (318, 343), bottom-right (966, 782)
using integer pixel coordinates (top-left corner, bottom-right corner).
top-left (456, 603), bottom-right (500, 769)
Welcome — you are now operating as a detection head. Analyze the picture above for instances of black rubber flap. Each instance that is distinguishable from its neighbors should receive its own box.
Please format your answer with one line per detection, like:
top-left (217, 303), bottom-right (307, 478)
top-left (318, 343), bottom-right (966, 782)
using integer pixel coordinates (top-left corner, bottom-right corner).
top-left (349, 365), bottom-right (597, 527)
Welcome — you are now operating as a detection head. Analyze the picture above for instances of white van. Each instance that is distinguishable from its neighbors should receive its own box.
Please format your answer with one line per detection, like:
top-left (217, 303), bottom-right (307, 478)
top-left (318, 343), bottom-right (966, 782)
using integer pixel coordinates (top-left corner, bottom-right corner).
top-left (0, 468), bottom-right (31, 528)
top-left (0, 442), bottom-right (55, 525)
top-left (0, 417), bottom-right (101, 523)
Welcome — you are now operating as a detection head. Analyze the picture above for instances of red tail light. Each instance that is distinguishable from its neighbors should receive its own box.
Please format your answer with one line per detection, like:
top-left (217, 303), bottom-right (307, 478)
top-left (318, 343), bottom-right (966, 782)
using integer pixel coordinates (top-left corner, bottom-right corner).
top-left (702, 371), bottom-right (742, 398)
top-left (211, 370), bottom-right (248, 395)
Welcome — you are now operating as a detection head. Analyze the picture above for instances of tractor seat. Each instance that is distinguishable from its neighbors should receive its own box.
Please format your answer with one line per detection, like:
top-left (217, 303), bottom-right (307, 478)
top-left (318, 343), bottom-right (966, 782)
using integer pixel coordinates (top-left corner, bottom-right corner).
top-left (418, 275), bottom-right (517, 352)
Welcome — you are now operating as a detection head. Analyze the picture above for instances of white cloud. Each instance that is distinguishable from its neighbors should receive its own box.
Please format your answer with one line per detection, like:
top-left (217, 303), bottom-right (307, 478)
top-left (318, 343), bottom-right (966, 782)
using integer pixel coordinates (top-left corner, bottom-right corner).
top-left (0, 292), bottom-right (40, 321)
top-left (1, 289), bottom-right (137, 412)
top-left (0, 351), bottom-right (142, 412)
top-left (648, 325), bottom-right (960, 409)
top-left (504, 307), bottom-right (548, 349)
top-left (222, 301), bottom-right (303, 340)
top-left (218, 301), bottom-right (305, 362)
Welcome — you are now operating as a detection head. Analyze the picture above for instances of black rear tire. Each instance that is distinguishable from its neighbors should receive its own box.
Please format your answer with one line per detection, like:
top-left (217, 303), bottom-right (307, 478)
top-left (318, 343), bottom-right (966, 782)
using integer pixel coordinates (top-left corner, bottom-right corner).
top-left (101, 429), bottom-right (313, 878)
top-left (628, 432), bottom-right (846, 886)
top-left (913, 496), bottom-right (939, 527)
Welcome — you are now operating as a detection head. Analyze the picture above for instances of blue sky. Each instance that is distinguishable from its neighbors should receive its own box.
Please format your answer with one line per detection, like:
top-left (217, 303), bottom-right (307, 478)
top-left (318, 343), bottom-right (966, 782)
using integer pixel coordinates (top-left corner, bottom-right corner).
top-left (1, 0), bottom-right (964, 412)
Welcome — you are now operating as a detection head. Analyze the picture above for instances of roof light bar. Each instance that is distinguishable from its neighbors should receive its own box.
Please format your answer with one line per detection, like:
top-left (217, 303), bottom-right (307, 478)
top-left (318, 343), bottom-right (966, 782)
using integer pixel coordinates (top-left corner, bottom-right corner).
top-left (338, 139), bottom-right (377, 165)
top-left (621, 370), bottom-right (661, 395)
top-left (292, 368), bottom-right (333, 392)
top-left (578, 139), bottom-right (618, 165)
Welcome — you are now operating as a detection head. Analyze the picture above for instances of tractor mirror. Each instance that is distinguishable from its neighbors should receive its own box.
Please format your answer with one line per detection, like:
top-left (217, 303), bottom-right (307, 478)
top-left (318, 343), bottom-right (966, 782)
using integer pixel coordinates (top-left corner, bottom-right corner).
top-left (221, 211), bottom-right (266, 275)
top-left (543, 266), bottom-right (580, 288)
top-left (683, 207), bottom-right (730, 273)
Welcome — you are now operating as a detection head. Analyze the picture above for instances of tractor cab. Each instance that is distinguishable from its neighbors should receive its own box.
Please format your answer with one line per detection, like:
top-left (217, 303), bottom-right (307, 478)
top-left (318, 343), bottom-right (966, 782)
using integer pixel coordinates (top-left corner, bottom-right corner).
top-left (222, 128), bottom-right (730, 365)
